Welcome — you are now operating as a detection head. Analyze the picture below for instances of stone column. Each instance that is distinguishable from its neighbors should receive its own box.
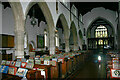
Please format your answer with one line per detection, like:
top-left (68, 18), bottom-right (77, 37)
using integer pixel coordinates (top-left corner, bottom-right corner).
top-left (73, 32), bottom-right (79, 51)
top-left (73, 41), bottom-right (79, 51)
top-left (65, 38), bottom-right (70, 52)
top-left (9, 2), bottom-right (25, 58)
top-left (64, 28), bottom-right (70, 52)
top-left (15, 30), bottom-right (24, 58)
top-left (14, 14), bottom-right (25, 58)
top-left (49, 27), bottom-right (55, 55)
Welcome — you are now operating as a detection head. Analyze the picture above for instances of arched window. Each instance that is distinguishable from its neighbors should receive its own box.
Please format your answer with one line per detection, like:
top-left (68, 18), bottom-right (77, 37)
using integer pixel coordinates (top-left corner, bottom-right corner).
top-left (95, 25), bottom-right (108, 38)
top-left (95, 25), bottom-right (108, 45)
top-left (99, 39), bottom-right (103, 45)
top-left (71, 5), bottom-right (77, 21)
top-left (44, 29), bottom-right (47, 47)
top-left (55, 30), bottom-right (59, 47)
top-left (24, 33), bottom-right (27, 48)
top-left (56, 0), bottom-right (58, 14)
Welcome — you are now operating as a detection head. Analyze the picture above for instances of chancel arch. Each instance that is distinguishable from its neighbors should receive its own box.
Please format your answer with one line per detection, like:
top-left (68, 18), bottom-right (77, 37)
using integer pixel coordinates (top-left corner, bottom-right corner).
top-left (87, 17), bottom-right (115, 50)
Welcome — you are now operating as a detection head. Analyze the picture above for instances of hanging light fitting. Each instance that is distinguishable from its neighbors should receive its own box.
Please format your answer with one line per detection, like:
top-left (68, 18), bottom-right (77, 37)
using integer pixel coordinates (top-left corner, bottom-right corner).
top-left (31, 7), bottom-right (37, 27)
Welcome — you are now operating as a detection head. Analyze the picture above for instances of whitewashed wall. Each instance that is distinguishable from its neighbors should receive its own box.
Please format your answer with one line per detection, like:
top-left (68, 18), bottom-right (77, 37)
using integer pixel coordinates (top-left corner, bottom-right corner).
top-left (25, 15), bottom-right (48, 51)
top-left (2, 7), bottom-right (14, 35)
top-left (1, 6), bottom-right (15, 55)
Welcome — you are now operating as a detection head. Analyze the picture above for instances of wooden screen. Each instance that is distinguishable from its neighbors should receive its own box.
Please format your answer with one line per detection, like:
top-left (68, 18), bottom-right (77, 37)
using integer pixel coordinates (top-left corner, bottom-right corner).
top-left (0, 34), bottom-right (14, 48)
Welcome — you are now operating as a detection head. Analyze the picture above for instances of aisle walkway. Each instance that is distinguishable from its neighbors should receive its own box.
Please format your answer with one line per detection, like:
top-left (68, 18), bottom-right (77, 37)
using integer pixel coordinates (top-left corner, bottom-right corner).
top-left (67, 53), bottom-right (107, 79)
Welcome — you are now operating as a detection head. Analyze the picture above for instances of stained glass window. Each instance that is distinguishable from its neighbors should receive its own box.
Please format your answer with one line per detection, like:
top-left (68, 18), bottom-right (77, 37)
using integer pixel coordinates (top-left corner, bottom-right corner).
top-left (99, 40), bottom-right (103, 45)
top-left (95, 25), bottom-right (108, 45)
top-left (95, 25), bottom-right (108, 38)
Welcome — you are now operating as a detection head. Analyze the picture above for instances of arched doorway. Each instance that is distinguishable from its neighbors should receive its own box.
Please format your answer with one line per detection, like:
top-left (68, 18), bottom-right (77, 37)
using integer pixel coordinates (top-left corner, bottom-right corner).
top-left (87, 18), bottom-right (115, 50)
top-left (29, 41), bottom-right (35, 52)
top-left (56, 14), bottom-right (70, 52)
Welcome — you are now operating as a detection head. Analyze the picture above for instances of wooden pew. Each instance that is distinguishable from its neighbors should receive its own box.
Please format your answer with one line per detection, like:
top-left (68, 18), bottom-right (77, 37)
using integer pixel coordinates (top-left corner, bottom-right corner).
top-left (2, 73), bottom-right (22, 80)
top-left (34, 64), bottom-right (51, 79)
top-left (27, 70), bottom-right (44, 80)
top-left (61, 58), bottom-right (68, 78)
top-left (50, 62), bottom-right (59, 79)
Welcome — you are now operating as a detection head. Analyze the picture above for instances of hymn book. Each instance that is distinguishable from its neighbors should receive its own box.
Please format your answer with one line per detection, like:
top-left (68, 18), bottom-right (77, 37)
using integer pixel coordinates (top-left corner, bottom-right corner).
top-left (0, 65), bottom-right (9, 73)
top-left (8, 67), bottom-right (17, 75)
top-left (26, 63), bottom-right (34, 69)
top-left (16, 68), bottom-right (28, 77)
top-left (15, 61), bottom-right (21, 67)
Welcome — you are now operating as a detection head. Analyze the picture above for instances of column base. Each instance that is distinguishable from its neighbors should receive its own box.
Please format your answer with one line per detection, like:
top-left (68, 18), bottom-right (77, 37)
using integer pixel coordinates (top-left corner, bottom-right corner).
top-left (50, 47), bottom-right (55, 55)
top-left (15, 51), bottom-right (24, 58)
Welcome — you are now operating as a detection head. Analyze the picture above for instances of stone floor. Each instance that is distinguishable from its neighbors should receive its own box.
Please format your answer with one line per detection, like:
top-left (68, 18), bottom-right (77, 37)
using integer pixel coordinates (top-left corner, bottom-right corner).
top-left (67, 52), bottom-right (107, 80)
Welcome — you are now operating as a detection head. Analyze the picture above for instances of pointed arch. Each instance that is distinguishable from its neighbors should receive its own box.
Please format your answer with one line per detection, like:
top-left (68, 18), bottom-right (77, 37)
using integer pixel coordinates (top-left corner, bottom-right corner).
top-left (8, 1), bottom-right (25, 58)
top-left (56, 13), bottom-right (70, 52)
top-left (56, 13), bottom-right (69, 36)
top-left (87, 17), bottom-right (115, 38)
top-left (79, 30), bottom-right (83, 39)
top-left (79, 30), bottom-right (83, 50)
top-left (29, 41), bottom-right (35, 52)
top-left (25, 1), bottom-right (55, 55)
top-left (9, 2), bottom-right (24, 31)
top-left (69, 21), bottom-right (78, 51)
top-left (25, 1), bottom-right (55, 29)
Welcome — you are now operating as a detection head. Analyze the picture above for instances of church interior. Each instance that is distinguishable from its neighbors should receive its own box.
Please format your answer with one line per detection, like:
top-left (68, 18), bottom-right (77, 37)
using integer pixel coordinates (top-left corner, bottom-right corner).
top-left (0, 0), bottom-right (120, 79)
